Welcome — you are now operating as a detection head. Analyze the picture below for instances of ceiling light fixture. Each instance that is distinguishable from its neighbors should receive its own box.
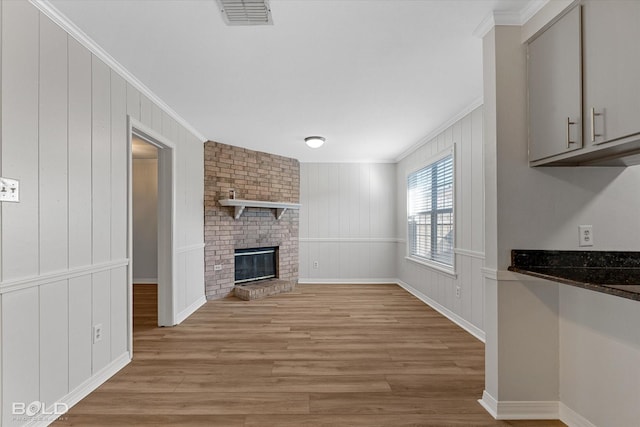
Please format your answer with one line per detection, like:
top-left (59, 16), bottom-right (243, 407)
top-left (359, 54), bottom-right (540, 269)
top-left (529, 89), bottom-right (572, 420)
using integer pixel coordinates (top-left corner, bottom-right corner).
top-left (305, 136), bottom-right (325, 148)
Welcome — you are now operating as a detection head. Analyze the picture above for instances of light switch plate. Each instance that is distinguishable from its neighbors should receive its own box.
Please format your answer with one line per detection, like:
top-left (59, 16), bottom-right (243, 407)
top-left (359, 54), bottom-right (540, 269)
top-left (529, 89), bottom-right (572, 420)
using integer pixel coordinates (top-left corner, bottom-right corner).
top-left (0, 177), bottom-right (19, 202)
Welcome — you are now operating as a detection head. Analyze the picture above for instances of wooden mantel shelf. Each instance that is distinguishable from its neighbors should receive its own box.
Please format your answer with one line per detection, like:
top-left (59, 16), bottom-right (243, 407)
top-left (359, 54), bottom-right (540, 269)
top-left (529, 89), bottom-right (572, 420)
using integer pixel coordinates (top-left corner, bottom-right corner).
top-left (219, 199), bottom-right (301, 220)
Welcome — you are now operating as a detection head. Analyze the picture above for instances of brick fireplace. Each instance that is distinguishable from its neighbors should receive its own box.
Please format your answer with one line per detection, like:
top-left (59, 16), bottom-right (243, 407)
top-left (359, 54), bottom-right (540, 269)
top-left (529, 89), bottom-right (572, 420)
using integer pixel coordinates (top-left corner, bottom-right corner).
top-left (203, 141), bottom-right (300, 299)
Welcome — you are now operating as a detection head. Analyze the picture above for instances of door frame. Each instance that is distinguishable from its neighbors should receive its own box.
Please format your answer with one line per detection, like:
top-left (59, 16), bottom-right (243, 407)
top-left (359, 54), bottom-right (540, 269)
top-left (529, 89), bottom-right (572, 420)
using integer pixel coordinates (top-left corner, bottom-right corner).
top-left (127, 117), bottom-right (177, 346)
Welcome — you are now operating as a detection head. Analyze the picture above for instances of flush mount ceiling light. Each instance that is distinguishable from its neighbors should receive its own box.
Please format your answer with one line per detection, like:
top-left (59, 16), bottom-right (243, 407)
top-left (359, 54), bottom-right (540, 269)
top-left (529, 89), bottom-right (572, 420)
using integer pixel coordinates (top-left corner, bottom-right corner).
top-left (216, 0), bottom-right (273, 26)
top-left (304, 136), bottom-right (325, 149)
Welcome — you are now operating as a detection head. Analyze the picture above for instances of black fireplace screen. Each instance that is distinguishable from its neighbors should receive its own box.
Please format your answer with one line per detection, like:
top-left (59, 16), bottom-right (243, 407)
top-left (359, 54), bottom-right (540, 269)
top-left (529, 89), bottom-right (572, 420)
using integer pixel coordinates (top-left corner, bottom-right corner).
top-left (234, 247), bottom-right (277, 284)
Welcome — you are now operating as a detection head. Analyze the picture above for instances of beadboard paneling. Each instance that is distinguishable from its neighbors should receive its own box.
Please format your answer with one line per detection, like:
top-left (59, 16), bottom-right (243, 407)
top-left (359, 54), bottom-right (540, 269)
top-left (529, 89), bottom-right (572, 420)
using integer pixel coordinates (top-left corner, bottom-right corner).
top-left (396, 106), bottom-right (484, 331)
top-left (0, 3), bottom-right (205, 423)
top-left (1, 0), bottom-right (39, 281)
top-left (39, 16), bottom-right (69, 274)
top-left (299, 163), bottom-right (397, 281)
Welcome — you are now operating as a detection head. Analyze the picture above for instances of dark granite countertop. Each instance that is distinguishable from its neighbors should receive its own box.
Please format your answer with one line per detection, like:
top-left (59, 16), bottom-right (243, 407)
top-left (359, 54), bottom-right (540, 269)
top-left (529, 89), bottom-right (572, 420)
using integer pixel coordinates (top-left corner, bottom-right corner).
top-left (508, 250), bottom-right (640, 302)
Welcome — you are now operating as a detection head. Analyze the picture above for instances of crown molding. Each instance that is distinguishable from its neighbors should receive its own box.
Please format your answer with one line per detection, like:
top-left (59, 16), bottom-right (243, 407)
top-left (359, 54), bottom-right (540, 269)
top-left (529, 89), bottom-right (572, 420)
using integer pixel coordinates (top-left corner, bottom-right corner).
top-left (473, 0), bottom-right (550, 38)
top-left (29, 0), bottom-right (208, 143)
top-left (395, 97), bottom-right (483, 162)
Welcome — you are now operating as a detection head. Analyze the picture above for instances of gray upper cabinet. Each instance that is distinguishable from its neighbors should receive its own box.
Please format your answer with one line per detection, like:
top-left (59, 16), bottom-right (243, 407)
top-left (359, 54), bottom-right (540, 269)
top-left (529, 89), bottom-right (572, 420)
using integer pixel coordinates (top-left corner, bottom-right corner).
top-left (528, 6), bottom-right (583, 163)
top-left (583, 0), bottom-right (640, 147)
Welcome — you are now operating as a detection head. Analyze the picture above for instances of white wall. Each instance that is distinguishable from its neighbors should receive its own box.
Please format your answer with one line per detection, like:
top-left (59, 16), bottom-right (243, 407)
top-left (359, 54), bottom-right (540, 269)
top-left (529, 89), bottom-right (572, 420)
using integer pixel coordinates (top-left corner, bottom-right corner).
top-left (0, 1), bottom-right (204, 425)
top-left (395, 107), bottom-right (485, 338)
top-left (299, 163), bottom-right (397, 282)
top-left (481, 6), bottom-right (640, 424)
top-left (132, 158), bottom-right (158, 283)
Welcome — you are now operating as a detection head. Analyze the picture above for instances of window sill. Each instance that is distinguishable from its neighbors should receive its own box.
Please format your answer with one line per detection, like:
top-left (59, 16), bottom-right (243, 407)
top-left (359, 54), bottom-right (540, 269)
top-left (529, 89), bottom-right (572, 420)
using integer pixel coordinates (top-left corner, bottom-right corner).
top-left (405, 256), bottom-right (457, 279)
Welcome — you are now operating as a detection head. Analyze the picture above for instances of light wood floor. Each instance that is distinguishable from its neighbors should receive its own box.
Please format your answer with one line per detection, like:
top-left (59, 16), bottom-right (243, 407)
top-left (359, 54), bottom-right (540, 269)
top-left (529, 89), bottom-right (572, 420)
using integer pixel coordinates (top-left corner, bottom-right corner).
top-left (55, 284), bottom-right (564, 426)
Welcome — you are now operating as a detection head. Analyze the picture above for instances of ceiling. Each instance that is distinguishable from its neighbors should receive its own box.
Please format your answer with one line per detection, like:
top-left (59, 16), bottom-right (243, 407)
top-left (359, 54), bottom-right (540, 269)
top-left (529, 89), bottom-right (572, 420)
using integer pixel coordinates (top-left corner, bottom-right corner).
top-left (49, 0), bottom-right (540, 163)
top-left (132, 136), bottom-right (158, 159)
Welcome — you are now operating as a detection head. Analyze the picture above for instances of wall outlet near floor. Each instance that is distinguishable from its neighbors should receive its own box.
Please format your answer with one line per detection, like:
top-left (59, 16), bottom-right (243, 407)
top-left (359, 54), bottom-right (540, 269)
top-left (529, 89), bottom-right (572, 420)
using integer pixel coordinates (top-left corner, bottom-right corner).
top-left (579, 225), bottom-right (594, 247)
top-left (93, 324), bottom-right (103, 344)
top-left (214, 265), bottom-right (223, 271)
top-left (313, 261), bottom-right (319, 269)
top-left (455, 286), bottom-right (461, 298)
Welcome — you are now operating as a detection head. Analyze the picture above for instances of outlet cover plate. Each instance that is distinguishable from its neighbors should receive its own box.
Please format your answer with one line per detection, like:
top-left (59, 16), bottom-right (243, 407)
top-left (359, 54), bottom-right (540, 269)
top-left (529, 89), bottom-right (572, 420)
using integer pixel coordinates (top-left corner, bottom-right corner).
top-left (579, 225), bottom-right (594, 247)
top-left (0, 177), bottom-right (19, 202)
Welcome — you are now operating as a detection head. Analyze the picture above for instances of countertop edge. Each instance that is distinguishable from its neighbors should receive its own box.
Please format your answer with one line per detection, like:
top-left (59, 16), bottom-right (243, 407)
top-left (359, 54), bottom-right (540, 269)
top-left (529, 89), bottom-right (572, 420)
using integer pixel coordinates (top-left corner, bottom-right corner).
top-left (507, 266), bottom-right (640, 302)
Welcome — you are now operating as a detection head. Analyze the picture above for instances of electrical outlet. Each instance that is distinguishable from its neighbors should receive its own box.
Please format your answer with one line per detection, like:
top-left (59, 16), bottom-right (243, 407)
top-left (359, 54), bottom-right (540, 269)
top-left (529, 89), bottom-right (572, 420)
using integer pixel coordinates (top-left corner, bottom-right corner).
top-left (313, 261), bottom-right (319, 269)
top-left (93, 324), bottom-right (103, 344)
top-left (214, 265), bottom-right (222, 271)
top-left (579, 225), bottom-right (594, 247)
top-left (0, 177), bottom-right (19, 202)
top-left (455, 286), bottom-right (461, 298)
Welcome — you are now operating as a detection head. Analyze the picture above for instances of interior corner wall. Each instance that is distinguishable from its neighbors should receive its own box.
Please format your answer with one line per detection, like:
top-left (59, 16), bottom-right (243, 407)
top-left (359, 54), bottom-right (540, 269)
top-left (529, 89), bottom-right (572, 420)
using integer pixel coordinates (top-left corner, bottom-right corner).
top-left (0, 1), bottom-right (204, 425)
top-left (485, 8), bottom-right (640, 424)
top-left (132, 158), bottom-right (158, 283)
top-left (298, 163), bottom-right (397, 283)
top-left (395, 107), bottom-right (485, 335)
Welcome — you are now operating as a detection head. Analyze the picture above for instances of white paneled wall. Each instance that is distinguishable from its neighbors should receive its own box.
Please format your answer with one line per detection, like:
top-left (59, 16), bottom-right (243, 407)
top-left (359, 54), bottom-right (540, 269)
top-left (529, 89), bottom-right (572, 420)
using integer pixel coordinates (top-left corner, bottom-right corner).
top-left (299, 163), bottom-right (397, 282)
top-left (0, 1), bottom-right (205, 425)
top-left (396, 106), bottom-right (485, 336)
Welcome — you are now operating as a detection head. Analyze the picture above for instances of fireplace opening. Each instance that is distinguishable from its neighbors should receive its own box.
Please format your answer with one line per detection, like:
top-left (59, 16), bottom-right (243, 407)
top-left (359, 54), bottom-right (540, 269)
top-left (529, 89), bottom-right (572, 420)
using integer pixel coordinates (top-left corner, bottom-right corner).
top-left (235, 247), bottom-right (278, 284)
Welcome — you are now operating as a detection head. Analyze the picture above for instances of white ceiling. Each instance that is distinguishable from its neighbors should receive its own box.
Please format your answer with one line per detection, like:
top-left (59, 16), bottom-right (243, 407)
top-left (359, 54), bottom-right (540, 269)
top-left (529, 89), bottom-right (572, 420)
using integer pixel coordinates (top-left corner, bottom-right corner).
top-left (132, 136), bottom-right (158, 159)
top-left (50, 0), bottom-right (539, 163)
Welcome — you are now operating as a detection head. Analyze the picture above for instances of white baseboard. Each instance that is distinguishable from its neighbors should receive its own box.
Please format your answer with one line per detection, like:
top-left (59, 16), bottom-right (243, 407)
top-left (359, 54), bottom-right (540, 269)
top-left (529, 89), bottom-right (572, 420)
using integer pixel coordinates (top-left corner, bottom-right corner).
top-left (176, 296), bottom-right (207, 324)
top-left (559, 403), bottom-right (598, 427)
top-left (297, 279), bottom-right (397, 285)
top-left (132, 278), bottom-right (158, 284)
top-left (396, 279), bottom-right (485, 342)
top-left (479, 390), bottom-right (560, 420)
top-left (26, 352), bottom-right (131, 427)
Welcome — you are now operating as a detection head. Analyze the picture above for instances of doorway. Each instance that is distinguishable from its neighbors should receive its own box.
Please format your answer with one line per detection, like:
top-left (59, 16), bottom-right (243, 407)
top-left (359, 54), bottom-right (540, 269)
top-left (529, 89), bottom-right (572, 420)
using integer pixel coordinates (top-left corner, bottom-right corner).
top-left (131, 136), bottom-right (159, 331)
top-left (128, 118), bottom-right (177, 350)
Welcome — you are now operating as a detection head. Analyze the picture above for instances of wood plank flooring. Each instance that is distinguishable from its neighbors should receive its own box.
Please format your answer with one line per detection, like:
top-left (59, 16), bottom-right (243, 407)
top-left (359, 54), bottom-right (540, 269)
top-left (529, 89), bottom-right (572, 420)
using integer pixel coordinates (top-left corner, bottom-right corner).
top-left (55, 284), bottom-right (564, 426)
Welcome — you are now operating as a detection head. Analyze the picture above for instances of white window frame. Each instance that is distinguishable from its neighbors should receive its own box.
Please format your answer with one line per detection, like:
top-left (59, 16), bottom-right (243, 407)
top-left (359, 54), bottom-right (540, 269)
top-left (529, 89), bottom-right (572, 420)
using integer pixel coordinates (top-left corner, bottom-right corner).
top-left (405, 146), bottom-right (456, 277)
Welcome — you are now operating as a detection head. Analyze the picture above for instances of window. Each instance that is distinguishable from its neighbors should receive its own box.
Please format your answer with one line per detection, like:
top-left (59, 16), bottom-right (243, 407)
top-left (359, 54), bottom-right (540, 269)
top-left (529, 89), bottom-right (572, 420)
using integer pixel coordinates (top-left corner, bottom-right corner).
top-left (407, 152), bottom-right (454, 269)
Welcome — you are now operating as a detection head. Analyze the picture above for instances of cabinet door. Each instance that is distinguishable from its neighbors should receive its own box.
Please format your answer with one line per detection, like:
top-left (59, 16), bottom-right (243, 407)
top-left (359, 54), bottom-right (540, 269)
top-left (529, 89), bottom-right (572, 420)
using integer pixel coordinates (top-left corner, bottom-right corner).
top-left (528, 6), bottom-right (582, 162)
top-left (583, 0), bottom-right (640, 146)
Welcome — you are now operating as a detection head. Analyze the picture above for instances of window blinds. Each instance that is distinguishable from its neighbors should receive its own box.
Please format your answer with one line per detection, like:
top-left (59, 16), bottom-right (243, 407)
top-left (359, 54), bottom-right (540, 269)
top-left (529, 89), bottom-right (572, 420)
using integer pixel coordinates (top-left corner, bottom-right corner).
top-left (407, 154), bottom-right (454, 267)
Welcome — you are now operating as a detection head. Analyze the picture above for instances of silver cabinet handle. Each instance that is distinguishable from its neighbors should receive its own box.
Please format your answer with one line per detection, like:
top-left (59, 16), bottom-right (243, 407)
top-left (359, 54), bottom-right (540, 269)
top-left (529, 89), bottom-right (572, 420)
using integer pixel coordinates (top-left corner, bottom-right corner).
top-left (566, 117), bottom-right (576, 148)
top-left (590, 107), bottom-right (602, 142)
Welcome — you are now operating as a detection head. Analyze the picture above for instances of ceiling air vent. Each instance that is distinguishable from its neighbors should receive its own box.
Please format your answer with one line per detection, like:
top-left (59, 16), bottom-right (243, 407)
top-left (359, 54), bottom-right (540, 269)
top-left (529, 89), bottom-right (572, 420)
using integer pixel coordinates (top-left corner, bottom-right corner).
top-left (216, 0), bottom-right (273, 26)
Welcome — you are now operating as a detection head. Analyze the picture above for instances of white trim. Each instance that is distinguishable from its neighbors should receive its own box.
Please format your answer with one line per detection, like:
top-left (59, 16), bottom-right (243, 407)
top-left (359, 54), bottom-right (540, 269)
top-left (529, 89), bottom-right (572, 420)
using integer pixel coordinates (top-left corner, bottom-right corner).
top-left (298, 279), bottom-right (397, 285)
top-left (129, 118), bottom-right (177, 327)
top-left (473, 1), bottom-right (550, 38)
top-left (478, 390), bottom-right (499, 418)
top-left (29, 0), bottom-right (207, 143)
top-left (25, 352), bottom-right (131, 427)
top-left (0, 259), bottom-right (129, 294)
top-left (478, 390), bottom-right (560, 420)
top-left (454, 248), bottom-right (485, 259)
top-left (299, 237), bottom-right (400, 243)
top-left (559, 403), bottom-right (598, 427)
top-left (176, 296), bottom-right (207, 324)
top-left (133, 278), bottom-right (158, 285)
top-left (397, 279), bottom-right (485, 342)
top-left (177, 242), bottom-right (206, 253)
top-left (405, 256), bottom-right (457, 279)
top-left (396, 99), bottom-right (482, 162)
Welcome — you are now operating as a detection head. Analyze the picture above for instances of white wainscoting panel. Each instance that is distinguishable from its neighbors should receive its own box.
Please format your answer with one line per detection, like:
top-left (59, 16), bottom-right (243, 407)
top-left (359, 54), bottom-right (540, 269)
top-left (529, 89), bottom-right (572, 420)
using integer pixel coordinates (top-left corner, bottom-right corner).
top-left (0, 2), bottom-right (205, 421)
top-left (299, 163), bottom-right (397, 281)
